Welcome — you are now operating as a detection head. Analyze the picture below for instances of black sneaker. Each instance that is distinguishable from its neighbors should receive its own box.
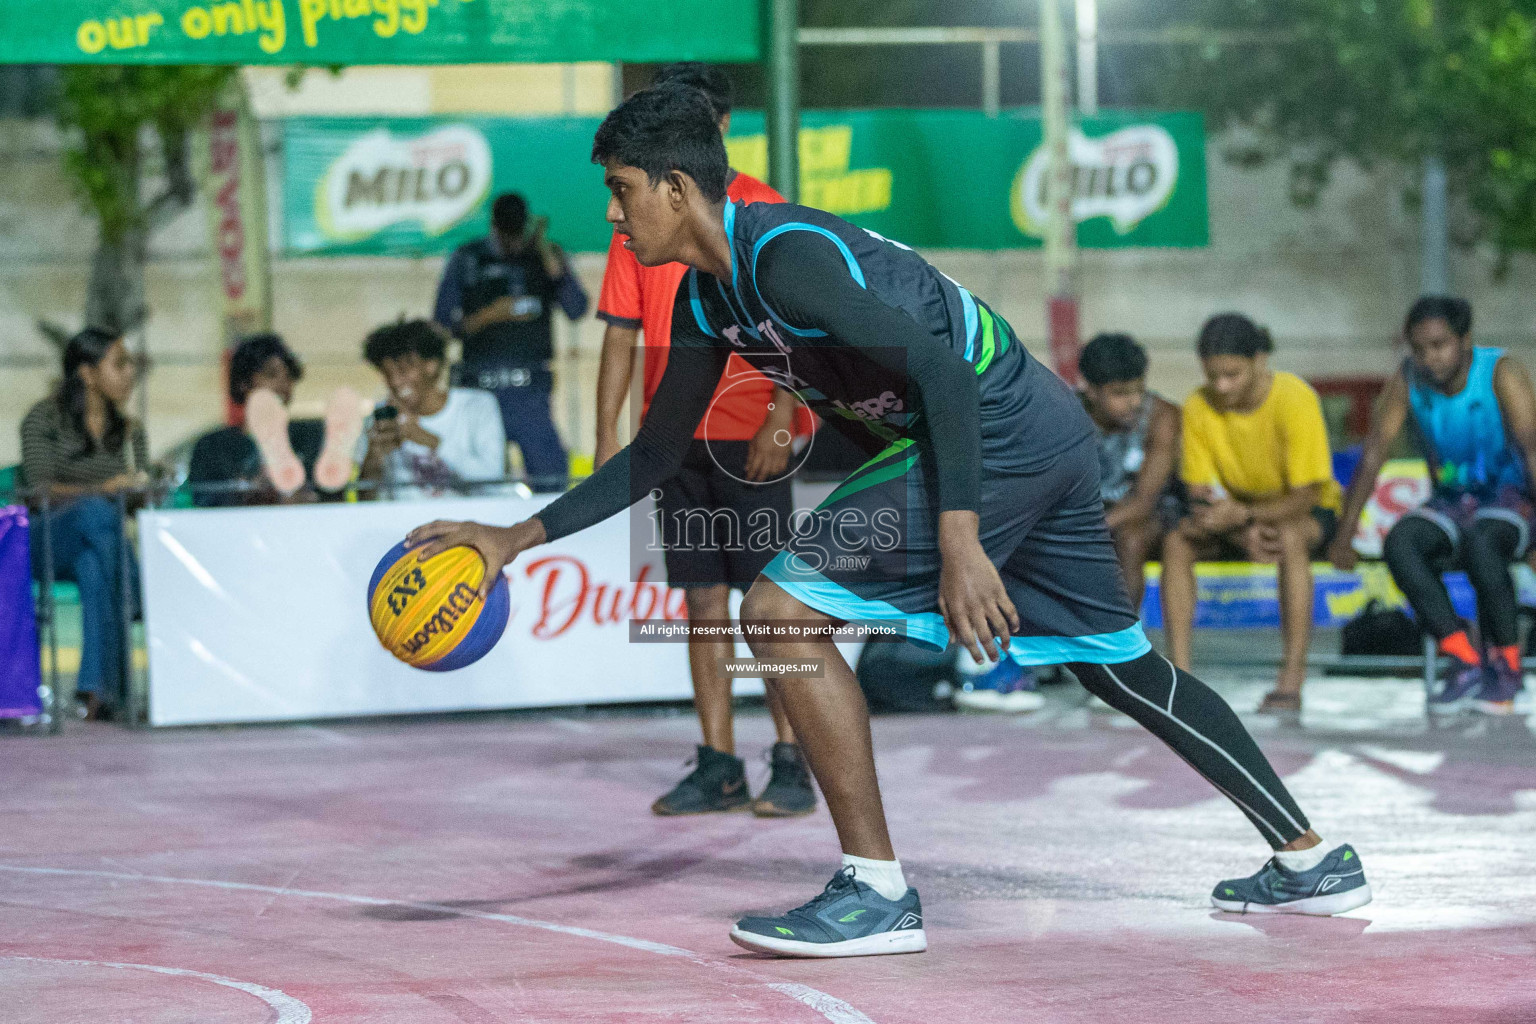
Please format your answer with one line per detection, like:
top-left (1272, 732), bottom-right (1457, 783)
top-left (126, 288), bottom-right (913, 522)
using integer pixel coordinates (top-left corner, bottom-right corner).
top-left (651, 745), bottom-right (751, 816)
top-left (1211, 843), bottom-right (1372, 916)
top-left (752, 742), bottom-right (817, 818)
top-left (731, 866), bottom-right (926, 958)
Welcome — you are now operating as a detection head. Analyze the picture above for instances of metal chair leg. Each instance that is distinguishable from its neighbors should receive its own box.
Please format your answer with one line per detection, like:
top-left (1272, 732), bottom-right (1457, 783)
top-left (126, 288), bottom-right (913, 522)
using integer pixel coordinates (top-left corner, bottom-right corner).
top-left (39, 492), bottom-right (61, 734)
top-left (117, 491), bottom-right (139, 728)
top-left (1422, 633), bottom-right (1437, 699)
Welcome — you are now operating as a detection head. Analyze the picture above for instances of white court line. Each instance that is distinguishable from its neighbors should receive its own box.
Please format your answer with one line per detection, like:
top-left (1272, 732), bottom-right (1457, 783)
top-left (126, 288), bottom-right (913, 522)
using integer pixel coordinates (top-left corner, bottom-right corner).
top-left (2, 955), bottom-right (312, 1024)
top-left (768, 982), bottom-right (878, 1024)
top-left (0, 864), bottom-right (876, 1024)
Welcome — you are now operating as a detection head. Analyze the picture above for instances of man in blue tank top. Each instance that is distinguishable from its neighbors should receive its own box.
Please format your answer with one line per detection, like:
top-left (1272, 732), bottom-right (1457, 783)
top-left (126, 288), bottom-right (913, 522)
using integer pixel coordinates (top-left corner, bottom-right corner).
top-left (409, 85), bottom-right (1371, 956)
top-left (1331, 296), bottom-right (1536, 713)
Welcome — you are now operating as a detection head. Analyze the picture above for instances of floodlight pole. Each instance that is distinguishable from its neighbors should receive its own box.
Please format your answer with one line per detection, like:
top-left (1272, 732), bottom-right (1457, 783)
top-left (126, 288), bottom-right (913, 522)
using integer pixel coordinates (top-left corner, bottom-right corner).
top-left (1075, 0), bottom-right (1098, 117)
top-left (1042, 0), bottom-right (1080, 383)
top-left (767, 0), bottom-right (800, 202)
top-left (1420, 154), bottom-right (1449, 295)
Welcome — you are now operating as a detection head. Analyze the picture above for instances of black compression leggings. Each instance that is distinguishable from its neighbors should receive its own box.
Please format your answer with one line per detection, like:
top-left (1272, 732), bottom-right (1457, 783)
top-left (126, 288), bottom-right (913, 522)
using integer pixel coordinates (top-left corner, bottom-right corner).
top-left (1070, 651), bottom-right (1310, 849)
top-left (1383, 514), bottom-right (1521, 646)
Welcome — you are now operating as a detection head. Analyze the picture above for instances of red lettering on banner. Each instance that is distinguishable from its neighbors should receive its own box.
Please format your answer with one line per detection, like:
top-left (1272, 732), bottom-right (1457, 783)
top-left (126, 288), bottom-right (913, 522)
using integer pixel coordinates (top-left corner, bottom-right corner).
top-left (1376, 475), bottom-right (1423, 517)
top-left (210, 110), bottom-right (238, 171)
top-left (628, 563), bottom-right (658, 620)
top-left (216, 177), bottom-right (246, 300)
top-left (522, 555), bottom-right (686, 640)
top-left (208, 107), bottom-right (246, 304)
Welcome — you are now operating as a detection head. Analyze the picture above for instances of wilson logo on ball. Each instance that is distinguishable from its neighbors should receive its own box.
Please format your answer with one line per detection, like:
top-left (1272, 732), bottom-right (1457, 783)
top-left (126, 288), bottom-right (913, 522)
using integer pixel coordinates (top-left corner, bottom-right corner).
top-left (367, 540), bottom-right (510, 672)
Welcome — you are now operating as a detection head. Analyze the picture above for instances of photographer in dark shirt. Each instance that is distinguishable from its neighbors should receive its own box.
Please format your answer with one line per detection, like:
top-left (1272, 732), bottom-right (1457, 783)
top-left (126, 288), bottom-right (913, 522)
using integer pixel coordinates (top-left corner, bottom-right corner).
top-left (433, 192), bottom-right (589, 492)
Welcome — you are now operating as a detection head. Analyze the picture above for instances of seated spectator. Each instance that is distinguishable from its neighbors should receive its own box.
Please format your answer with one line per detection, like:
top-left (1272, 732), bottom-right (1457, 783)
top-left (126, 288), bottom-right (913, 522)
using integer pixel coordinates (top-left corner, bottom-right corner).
top-left (20, 327), bottom-right (146, 721)
top-left (1079, 332), bottom-right (1181, 612)
top-left (1161, 313), bottom-right (1340, 715)
top-left (358, 319), bottom-right (507, 498)
top-left (1329, 297), bottom-right (1536, 714)
top-left (188, 334), bottom-right (324, 507)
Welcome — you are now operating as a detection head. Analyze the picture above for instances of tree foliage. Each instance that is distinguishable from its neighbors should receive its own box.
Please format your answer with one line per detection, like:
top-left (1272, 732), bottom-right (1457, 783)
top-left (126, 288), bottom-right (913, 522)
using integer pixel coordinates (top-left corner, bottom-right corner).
top-left (54, 64), bottom-right (237, 331)
top-left (1161, 0), bottom-right (1536, 257)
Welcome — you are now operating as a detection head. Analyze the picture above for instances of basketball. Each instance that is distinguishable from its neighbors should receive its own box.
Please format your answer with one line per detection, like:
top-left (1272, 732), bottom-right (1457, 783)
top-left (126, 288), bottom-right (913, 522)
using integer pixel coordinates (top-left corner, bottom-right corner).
top-left (367, 539), bottom-right (511, 672)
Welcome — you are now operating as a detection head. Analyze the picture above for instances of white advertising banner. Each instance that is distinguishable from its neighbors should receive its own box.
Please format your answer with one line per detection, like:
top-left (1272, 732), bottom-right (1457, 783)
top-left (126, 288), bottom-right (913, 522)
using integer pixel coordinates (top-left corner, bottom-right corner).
top-left (140, 496), bottom-right (770, 726)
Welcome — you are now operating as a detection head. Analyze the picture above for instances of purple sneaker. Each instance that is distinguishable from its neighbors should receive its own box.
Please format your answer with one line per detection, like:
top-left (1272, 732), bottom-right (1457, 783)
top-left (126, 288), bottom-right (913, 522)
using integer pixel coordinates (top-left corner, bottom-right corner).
top-left (1476, 654), bottom-right (1523, 716)
top-left (1428, 657), bottom-right (1486, 716)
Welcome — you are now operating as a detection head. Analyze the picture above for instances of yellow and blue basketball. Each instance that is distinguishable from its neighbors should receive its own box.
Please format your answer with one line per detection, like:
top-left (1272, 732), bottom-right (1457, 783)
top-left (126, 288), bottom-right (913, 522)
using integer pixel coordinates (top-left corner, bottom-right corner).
top-left (367, 539), bottom-right (510, 672)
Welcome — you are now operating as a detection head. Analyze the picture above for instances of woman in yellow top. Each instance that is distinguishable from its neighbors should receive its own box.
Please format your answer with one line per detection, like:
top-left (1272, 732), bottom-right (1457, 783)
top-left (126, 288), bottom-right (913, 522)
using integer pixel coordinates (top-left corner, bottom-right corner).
top-left (1162, 313), bottom-right (1341, 714)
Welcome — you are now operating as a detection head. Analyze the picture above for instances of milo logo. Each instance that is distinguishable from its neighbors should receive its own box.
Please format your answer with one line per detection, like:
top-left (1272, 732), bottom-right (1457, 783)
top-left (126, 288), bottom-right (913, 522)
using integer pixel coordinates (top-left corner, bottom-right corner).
top-left (1012, 124), bottom-right (1179, 237)
top-left (316, 124), bottom-right (492, 242)
top-left (400, 582), bottom-right (479, 657)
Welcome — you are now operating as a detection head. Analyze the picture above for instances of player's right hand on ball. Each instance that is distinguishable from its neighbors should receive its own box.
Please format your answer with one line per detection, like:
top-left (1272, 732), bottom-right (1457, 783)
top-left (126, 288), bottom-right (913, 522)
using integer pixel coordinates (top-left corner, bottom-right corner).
top-left (406, 518), bottom-right (548, 599)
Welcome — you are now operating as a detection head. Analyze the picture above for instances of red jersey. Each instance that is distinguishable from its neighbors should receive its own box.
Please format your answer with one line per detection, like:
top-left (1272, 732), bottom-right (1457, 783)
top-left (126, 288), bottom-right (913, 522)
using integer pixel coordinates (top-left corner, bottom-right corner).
top-left (597, 171), bottom-right (815, 441)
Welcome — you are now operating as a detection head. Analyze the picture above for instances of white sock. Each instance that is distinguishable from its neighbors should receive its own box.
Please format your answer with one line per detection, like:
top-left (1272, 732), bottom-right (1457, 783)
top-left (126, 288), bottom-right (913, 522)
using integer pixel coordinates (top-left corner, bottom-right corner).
top-left (1274, 841), bottom-right (1330, 873)
top-left (841, 854), bottom-right (908, 901)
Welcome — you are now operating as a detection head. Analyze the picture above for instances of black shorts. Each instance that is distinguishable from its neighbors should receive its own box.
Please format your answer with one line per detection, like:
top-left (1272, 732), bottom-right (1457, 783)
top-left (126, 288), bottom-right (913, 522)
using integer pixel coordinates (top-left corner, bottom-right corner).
top-left (655, 439), bottom-right (795, 593)
top-left (762, 433), bottom-right (1150, 666)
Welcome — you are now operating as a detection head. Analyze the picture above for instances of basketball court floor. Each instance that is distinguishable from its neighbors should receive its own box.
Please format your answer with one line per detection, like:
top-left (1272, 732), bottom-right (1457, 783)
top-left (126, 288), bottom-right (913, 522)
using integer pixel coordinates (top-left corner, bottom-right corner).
top-left (3, 673), bottom-right (1534, 1023)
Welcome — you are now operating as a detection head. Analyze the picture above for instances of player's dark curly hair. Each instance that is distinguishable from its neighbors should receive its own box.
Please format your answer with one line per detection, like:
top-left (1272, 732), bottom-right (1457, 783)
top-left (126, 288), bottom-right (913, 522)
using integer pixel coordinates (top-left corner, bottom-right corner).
top-left (229, 333), bottom-right (303, 405)
top-left (1079, 333), bottom-right (1148, 386)
top-left (1197, 313), bottom-right (1273, 359)
top-left (363, 319), bottom-right (448, 369)
top-left (591, 84), bottom-right (729, 203)
top-left (653, 62), bottom-right (734, 118)
top-left (1405, 295), bottom-right (1472, 338)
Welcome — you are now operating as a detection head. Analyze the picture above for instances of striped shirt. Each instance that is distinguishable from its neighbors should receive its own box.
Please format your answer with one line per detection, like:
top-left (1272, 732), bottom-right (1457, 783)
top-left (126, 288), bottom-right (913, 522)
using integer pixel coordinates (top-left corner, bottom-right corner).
top-left (20, 397), bottom-right (147, 489)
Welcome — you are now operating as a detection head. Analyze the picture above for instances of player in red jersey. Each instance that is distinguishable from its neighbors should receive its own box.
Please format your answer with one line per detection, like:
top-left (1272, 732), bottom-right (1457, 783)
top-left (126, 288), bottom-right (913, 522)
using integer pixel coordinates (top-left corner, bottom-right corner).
top-left (594, 64), bottom-right (817, 818)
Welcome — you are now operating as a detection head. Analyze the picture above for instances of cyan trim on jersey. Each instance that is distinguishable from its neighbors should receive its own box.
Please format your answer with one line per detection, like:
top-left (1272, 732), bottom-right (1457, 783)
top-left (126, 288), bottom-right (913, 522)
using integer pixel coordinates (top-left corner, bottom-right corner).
top-left (724, 200), bottom-right (739, 292)
top-left (748, 223), bottom-right (868, 338)
top-left (763, 551), bottom-right (1154, 664)
top-left (687, 271), bottom-right (716, 338)
top-left (1006, 623), bottom-right (1151, 667)
top-left (761, 551), bottom-right (950, 649)
top-left (957, 287), bottom-right (979, 362)
top-left (715, 278), bottom-right (761, 340)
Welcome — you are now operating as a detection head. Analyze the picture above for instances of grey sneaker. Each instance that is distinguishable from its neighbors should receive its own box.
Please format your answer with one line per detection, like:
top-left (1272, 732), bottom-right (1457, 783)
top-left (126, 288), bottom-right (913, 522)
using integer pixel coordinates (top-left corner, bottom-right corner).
top-left (651, 745), bottom-right (750, 815)
top-left (1212, 843), bottom-right (1372, 916)
top-left (730, 866), bottom-right (927, 958)
top-left (752, 742), bottom-right (817, 818)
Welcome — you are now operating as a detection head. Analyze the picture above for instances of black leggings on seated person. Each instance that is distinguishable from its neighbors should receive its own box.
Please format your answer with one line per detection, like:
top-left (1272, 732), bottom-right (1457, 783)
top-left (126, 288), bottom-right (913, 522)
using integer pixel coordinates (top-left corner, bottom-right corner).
top-left (1382, 514), bottom-right (1520, 646)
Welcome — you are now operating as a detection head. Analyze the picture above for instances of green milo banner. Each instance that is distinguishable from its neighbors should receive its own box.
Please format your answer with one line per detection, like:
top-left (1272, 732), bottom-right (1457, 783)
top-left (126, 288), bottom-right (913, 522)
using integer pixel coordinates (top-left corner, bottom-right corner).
top-left (282, 109), bottom-right (1209, 256)
top-left (0, 0), bottom-right (759, 64)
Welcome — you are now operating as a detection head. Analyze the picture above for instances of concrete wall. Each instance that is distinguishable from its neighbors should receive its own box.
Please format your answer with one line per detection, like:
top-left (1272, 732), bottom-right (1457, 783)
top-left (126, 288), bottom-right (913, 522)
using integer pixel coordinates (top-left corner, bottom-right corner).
top-left (4, 99), bottom-right (1535, 469)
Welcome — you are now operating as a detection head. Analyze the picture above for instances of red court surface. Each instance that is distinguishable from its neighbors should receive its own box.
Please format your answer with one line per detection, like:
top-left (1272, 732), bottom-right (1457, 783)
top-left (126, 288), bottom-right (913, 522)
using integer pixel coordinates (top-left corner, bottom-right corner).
top-left (4, 675), bottom-right (1535, 1023)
